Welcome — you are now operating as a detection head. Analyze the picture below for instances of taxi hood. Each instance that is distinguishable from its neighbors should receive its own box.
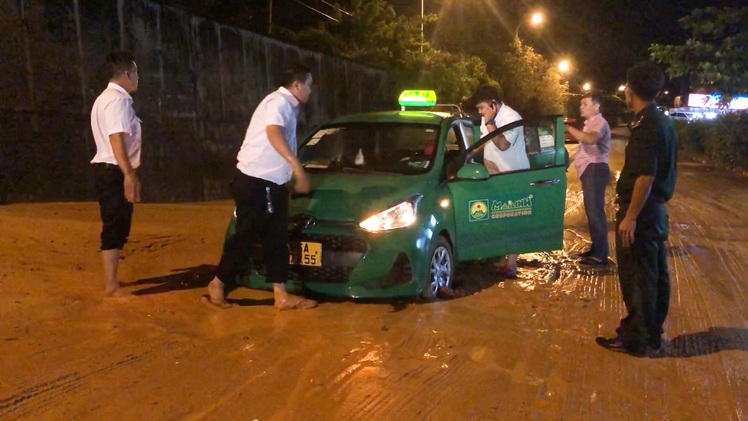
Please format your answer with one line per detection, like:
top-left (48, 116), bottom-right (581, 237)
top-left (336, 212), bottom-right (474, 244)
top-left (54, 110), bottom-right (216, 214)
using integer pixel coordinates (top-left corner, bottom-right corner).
top-left (290, 173), bottom-right (431, 223)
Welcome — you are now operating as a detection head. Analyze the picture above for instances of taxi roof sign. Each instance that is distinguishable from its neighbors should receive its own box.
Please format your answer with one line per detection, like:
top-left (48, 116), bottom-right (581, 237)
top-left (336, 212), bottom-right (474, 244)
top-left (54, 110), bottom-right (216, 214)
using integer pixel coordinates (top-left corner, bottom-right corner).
top-left (398, 90), bottom-right (437, 107)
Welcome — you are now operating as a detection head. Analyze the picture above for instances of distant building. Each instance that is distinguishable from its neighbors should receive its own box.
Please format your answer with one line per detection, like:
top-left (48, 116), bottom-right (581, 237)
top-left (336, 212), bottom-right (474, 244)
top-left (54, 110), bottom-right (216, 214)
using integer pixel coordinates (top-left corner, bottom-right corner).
top-left (670, 93), bottom-right (747, 121)
top-left (686, 93), bottom-right (748, 111)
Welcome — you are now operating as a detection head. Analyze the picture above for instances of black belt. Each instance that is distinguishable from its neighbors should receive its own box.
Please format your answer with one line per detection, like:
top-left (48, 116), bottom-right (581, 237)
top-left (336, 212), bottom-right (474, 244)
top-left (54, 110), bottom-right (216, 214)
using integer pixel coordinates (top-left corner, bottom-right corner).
top-left (93, 163), bottom-right (138, 171)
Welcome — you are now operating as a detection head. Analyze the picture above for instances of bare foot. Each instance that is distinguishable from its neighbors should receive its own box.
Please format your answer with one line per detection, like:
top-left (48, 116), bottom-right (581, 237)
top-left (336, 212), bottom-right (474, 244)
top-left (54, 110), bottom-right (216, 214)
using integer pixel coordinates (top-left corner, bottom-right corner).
top-left (275, 295), bottom-right (318, 310)
top-left (104, 280), bottom-right (122, 295)
top-left (206, 278), bottom-right (231, 307)
top-left (103, 287), bottom-right (133, 301)
top-left (272, 283), bottom-right (317, 310)
top-left (201, 296), bottom-right (233, 309)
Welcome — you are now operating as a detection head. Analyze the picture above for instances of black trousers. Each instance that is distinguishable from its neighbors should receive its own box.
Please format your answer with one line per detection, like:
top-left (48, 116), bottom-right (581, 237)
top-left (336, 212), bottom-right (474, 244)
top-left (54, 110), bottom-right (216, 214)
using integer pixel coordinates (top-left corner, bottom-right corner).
top-left (93, 163), bottom-right (133, 250)
top-left (216, 171), bottom-right (289, 285)
top-left (615, 203), bottom-right (671, 346)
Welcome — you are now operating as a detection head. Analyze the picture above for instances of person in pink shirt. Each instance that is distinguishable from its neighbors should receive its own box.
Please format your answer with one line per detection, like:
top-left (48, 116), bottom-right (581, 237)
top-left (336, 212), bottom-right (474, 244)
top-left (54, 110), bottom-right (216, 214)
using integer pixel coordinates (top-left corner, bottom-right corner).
top-left (566, 92), bottom-right (611, 266)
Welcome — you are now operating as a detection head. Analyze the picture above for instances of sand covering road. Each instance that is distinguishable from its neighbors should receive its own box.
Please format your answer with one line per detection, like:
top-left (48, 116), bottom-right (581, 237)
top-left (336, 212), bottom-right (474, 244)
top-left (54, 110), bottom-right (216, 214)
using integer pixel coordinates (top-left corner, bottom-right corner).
top-left (1, 131), bottom-right (747, 420)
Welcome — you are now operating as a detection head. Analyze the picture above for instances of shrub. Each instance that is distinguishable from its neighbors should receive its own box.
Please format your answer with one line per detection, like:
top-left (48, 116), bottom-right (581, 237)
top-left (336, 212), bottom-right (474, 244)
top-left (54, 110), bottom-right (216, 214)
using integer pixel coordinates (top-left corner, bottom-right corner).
top-left (702, 113), bottom-right (748, 170)
top-left (674, 120), bottom-right (708, 155)
top-left (676, 113), bottom-right (748, 170)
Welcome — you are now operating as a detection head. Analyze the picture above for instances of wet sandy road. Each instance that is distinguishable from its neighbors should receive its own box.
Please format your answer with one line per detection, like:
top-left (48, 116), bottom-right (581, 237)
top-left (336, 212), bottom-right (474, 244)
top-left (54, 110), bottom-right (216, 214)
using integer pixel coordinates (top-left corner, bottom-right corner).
top-left (1, 128), bottom-right (747, 420)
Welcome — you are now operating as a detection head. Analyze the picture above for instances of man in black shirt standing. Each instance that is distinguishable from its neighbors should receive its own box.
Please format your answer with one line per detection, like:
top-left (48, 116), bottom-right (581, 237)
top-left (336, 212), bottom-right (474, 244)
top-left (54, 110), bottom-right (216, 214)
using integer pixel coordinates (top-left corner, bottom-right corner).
top-left (596, 61), bottom-right (678, 357)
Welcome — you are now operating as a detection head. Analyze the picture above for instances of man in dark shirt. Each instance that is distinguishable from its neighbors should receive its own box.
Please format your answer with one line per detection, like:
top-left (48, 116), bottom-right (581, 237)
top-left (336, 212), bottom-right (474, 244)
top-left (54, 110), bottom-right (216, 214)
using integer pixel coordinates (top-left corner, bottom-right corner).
top-left (596, 61), bottom-right (678, 357)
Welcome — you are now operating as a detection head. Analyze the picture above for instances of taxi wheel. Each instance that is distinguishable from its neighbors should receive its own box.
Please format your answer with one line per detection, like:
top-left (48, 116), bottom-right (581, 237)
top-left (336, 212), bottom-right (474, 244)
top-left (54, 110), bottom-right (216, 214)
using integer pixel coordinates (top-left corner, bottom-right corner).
top-left (422, 236), bottom-right (453, 301)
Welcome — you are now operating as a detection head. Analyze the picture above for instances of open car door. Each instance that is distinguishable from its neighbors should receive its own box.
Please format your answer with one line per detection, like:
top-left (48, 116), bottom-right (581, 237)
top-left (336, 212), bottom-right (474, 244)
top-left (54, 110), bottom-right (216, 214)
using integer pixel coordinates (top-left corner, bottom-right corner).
top-left (447, 116), bottom-right (567, 262)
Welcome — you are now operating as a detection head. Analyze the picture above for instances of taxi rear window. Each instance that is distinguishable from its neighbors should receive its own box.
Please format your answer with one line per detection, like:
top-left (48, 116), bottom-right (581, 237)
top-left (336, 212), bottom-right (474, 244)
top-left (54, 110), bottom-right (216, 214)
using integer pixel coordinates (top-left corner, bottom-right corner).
top-left (301, 123), bottom-right (440, 175)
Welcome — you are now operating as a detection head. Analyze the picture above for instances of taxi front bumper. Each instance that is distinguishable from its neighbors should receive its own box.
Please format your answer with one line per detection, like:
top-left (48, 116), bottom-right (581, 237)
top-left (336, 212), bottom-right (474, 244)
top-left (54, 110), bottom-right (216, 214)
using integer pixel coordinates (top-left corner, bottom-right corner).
top-left (227, 218), bottom-right (432, 299)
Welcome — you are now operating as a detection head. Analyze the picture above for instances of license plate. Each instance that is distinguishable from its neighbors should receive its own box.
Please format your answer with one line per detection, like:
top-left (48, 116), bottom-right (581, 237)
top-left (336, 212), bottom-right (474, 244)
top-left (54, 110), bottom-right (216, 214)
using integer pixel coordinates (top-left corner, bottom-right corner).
top-left (289, 241), bottom-right (322, 267)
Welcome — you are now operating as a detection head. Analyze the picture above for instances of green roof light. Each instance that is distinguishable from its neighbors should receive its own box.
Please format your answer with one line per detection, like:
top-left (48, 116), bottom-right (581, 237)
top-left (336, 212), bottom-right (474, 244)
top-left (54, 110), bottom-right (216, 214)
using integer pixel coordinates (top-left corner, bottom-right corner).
top-left (398, 90), bottom-right (437, 107)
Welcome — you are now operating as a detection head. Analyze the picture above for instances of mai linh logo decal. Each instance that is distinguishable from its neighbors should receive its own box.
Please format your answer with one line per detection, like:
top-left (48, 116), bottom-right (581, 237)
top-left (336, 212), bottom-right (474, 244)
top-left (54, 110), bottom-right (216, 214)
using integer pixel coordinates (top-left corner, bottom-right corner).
top-left (469, 199), bottom-right (489, 222)
top-left (491, 194), bottom-right (533, 219)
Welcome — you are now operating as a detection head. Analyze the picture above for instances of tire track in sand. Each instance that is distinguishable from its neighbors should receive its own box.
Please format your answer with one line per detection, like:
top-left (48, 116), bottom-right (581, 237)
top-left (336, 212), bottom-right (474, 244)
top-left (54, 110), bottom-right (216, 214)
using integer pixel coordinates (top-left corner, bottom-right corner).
top-left (0, 341), bottom-right (178, 420)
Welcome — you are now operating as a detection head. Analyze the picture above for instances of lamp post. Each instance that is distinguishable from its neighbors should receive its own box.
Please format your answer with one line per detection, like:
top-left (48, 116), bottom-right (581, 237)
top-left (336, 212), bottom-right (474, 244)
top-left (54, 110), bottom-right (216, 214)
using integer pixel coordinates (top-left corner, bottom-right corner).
top-left (266, 0), bottom-right (277, 35)
top-left (583, 82), bottom-right (592, 92)
top-left (515, 12), bottom-right (543, 40)
top-left (558, 60), bottom-right (570, 74)
top-left (420, 0), bottom-right (424, 53)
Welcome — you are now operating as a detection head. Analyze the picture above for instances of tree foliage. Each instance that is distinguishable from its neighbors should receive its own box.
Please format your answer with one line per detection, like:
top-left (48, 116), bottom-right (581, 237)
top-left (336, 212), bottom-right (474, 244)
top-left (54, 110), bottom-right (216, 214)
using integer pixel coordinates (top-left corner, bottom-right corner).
top-left (286, 0), bottom-right (492, 104)
top-left (392, 49), bottom-right (493, 104)
top-left (491, 40), bottom-right (568, 118)
top-left (651, 6), bottom-right (748, 99)
top-left (166, 0), bottom-right (566, 114)
top-left (284, 0), bottom-right (419, 68)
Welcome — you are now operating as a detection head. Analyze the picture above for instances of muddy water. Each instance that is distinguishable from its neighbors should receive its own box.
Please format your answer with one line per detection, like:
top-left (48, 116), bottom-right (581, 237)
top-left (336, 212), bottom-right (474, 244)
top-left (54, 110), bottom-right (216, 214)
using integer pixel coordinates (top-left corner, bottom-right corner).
top-left (1, 128), bottom-right (747, 420)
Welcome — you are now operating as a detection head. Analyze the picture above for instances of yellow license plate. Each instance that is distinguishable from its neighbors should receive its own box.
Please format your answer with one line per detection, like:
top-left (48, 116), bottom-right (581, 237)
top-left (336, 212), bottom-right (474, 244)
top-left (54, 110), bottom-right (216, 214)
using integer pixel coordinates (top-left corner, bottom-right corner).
top-left (289, 241), bottom-right (322, 267)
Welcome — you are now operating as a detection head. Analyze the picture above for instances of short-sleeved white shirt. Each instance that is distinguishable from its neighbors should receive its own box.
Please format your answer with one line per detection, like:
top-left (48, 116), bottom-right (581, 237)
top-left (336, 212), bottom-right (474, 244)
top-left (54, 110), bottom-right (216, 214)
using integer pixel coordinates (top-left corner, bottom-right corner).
top-left (90, 83), bottom-right (142, 167)
top-left (480, 103), bottom-right (530, 172)
top-left (236, 87), bottom-right (300, 185)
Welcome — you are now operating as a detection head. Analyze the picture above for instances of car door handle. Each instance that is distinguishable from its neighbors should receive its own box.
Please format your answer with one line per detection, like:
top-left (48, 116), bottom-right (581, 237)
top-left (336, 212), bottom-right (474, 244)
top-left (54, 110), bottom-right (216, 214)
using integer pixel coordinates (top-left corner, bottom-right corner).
top-left (530, 178), bottom-right (560, 186)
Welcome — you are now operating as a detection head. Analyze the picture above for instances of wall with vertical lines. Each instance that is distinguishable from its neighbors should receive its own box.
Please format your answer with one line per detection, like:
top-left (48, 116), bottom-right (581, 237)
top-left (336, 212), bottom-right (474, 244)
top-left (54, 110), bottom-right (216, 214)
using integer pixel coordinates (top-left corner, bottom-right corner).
top-left (0, 0), bottom-right (388, 202)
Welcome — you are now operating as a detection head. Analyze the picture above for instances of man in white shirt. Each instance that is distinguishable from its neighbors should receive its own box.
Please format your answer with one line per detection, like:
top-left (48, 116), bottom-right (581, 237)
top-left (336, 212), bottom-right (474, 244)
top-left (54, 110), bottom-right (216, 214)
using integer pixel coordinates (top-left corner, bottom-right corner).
top-left (471, 85), bottom-right (530, 277)
top-left (90, 50), bottom-right (141, 298)
top-left (473, 85), bottom-right (530, 175)
top-left (206, 63), bottom-right (317, 310)
top-left (566, 92), bottom-right (612, 266)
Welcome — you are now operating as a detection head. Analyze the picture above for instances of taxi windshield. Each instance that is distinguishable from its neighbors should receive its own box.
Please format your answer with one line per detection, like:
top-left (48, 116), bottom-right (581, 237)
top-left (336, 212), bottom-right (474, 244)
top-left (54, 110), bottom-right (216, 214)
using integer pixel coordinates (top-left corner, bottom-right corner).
top-left (300, 123), bottom-right (440, 175)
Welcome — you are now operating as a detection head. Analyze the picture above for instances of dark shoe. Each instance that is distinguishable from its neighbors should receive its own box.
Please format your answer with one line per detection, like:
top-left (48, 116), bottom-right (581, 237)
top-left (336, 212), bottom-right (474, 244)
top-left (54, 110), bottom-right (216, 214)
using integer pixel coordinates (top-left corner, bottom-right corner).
top-left (579, 248), bottom-right (594, 257)
top-left (595, 336), bottom-right (647, 357)
top-left (648, 336), bottom-right (662, 350)
top-left (495, 266), bottom-right (518, 278)
top-left (579, 256), bottom-right (608, 267)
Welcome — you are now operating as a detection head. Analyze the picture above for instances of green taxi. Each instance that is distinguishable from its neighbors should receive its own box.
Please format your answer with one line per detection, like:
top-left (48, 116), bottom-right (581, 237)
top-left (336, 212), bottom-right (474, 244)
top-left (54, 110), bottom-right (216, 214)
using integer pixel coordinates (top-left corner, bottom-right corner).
top-left (226, 91), bottom-right (568, 299)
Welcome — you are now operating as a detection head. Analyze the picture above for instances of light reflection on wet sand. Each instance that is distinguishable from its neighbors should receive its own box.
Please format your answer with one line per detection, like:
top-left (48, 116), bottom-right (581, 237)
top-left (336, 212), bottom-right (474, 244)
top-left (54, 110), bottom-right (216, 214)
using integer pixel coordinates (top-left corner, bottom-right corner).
top-left (1, 128), bottom-right (747, 419)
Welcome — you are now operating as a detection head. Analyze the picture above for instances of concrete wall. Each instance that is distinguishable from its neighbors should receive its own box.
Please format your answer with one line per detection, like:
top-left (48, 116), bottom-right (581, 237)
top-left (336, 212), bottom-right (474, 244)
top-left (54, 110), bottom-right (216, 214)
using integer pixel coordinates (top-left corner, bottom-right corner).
top-left (0, 0), bottom-right (389, 202)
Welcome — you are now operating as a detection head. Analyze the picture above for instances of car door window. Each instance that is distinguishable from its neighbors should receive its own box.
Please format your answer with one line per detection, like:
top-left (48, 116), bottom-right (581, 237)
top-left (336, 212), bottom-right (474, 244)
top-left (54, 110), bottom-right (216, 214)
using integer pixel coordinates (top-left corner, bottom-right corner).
top-left (443, 123), bottom-right (471, 178)
top-left (524, 118), bottom-right (558, 169)
top-left (458, 121), bottom-right (474, 148)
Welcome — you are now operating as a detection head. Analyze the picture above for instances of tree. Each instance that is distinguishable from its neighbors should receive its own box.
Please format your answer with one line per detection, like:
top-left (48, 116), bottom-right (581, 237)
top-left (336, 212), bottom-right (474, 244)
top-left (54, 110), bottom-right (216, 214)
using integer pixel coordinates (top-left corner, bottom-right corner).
top-left (286, 0), bottom-right (420, 68)
top-left (490, 40), bottom-right (568, 118)
top-left (651, 6), bottom-right (748, 100)
top-left (288, 0), bottom-right (493, 105)
top-left (392, 49), bottom-right (493, 104)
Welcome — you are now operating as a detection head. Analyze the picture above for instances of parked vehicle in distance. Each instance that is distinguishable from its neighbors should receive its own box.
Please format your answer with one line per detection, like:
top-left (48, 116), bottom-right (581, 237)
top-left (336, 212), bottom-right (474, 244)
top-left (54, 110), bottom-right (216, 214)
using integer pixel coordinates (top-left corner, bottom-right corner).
top-left (670, 111), bottom-right (704, 123)
top-left (563, 117), bottom-right (577, 143)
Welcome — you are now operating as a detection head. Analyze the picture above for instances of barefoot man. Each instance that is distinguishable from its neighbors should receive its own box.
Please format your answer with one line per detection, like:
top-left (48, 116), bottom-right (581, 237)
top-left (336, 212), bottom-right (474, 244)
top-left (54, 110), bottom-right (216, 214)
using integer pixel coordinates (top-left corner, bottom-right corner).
top-left (206, 63), bottom-right (317, 310)
top-left (90, 51), bottom-right (142, 297)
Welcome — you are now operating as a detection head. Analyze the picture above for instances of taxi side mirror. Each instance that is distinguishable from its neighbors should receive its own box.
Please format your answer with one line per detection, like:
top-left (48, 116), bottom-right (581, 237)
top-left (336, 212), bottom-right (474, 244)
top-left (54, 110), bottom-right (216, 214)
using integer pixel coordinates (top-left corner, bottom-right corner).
top-left (456, 162), bottom-right (489, 180)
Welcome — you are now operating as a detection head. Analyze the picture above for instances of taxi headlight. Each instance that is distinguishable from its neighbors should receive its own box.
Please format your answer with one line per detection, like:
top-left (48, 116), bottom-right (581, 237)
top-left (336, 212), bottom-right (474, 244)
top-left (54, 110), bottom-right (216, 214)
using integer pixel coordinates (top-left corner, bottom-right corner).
top-left (360, 195), bottom-right (422, 233)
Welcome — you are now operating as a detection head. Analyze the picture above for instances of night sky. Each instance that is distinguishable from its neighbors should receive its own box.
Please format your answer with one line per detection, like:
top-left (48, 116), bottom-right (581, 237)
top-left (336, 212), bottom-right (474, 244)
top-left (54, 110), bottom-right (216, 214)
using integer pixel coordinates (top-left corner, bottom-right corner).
top-left (391, 0), bottom-right (741, 94)
top-left (200, 0), bottom-right (742, 94)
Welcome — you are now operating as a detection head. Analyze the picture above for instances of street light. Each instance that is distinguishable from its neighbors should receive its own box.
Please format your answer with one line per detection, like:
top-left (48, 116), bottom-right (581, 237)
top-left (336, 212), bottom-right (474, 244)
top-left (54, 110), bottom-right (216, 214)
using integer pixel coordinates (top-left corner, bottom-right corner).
top-left (583, 82), bottom-right (592, 91)
top-left (420, 0), bottom-right (424, 53)
top-left (515, 12), bottom-right (543, 40)
top-left (558, 60), bottom-right (570, 74)
top-left (531, 12), bottom-right (543, 26)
